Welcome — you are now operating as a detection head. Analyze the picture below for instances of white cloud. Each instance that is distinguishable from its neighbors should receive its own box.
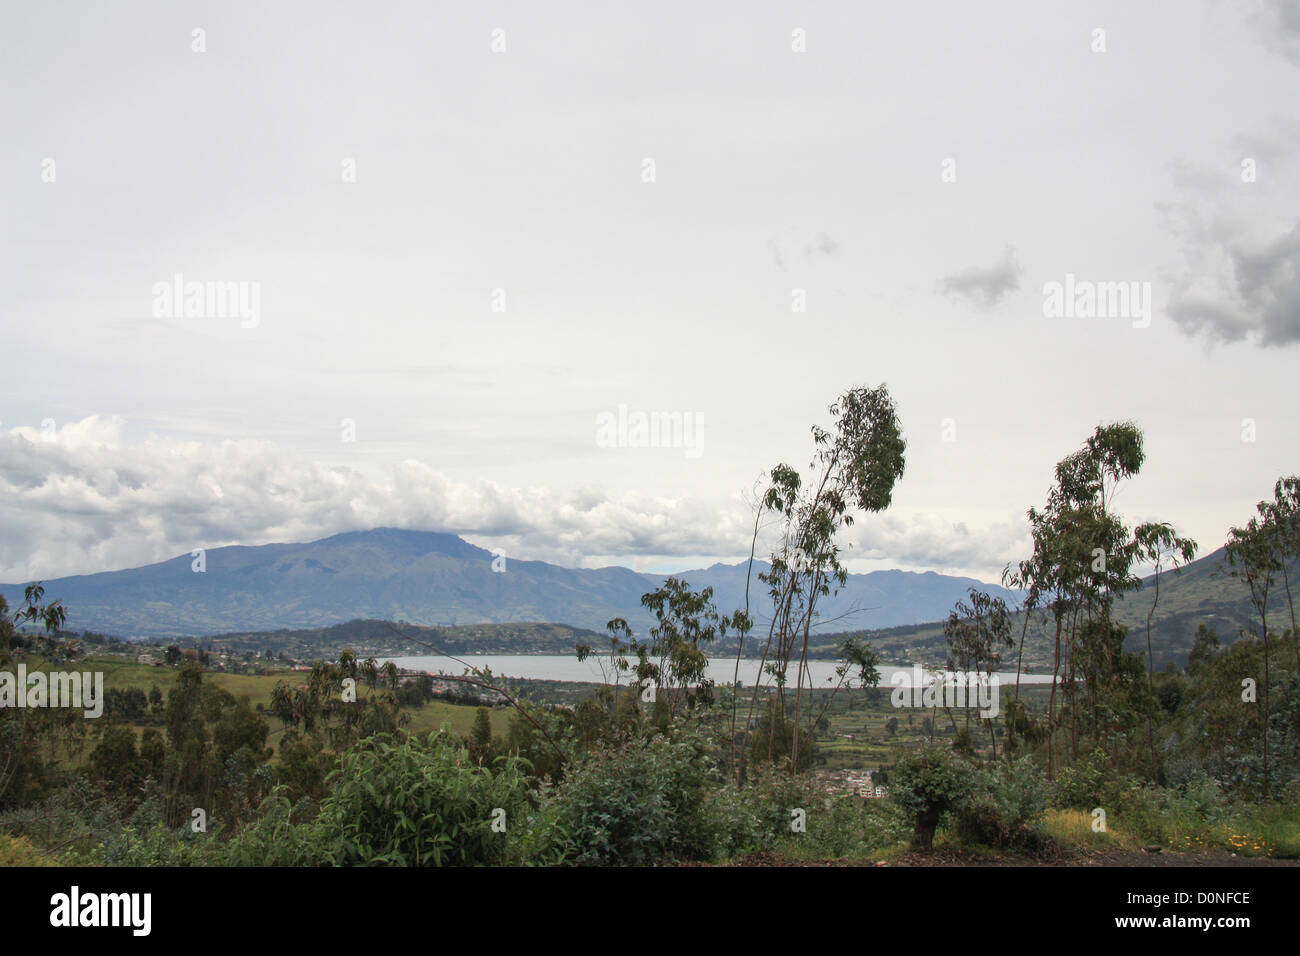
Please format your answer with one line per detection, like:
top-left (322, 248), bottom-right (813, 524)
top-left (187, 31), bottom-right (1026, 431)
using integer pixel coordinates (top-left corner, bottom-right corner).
top-left (0, 417), bottom-right (1024, 583)
top-left (0, 417), bottom-right (755, 580)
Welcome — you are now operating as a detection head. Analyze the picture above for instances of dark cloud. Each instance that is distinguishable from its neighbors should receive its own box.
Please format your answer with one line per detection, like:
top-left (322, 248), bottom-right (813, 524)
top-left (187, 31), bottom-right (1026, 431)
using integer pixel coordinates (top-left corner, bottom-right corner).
top-left (1252, 0), bottom-right (1300, 65)
top-left (937, 247), bottom-right (1022, 308)
top-left (1233, 222), bottom-right (1300, 345)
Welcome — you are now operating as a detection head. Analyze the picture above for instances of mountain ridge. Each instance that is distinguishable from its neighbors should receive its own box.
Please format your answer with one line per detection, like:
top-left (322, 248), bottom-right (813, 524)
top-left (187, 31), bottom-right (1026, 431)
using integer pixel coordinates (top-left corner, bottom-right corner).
top-left (1, 527), bottom-right (1022, 640)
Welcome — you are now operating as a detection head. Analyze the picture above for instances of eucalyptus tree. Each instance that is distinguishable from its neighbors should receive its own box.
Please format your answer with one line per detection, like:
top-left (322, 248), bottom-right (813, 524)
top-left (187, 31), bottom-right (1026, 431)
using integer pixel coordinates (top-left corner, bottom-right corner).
top-left (1132, 521), bottom-right (1198, 774)
top-left (1015, 423), bottom-right (1175, 774)
top-left (591, 576), bottom-right (736, 725)
top-left (0, 585), bottom-right (68, 811)
top-left (1263, 476), bottom-right (1300, 668)
top-left (741, 384), bottom-right (906, 772)
top-left (1225, 515), bottom-right (1279, 794)
top-left (943, 588), bottom-right (1014, 755)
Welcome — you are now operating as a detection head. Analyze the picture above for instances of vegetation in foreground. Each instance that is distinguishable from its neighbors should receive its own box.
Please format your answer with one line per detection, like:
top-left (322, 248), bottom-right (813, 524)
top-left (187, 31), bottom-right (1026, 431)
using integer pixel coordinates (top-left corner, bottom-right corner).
top-left (2, 386), bottom-right (1298, 866)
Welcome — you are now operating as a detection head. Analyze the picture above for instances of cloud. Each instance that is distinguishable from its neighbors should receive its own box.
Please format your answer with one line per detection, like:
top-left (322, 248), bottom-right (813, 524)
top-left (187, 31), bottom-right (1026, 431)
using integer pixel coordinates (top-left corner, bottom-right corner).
top-left (0, 418), bottom-right (1024, 584)
top-left (805, 233), bottom-right (841, 258)
top-left (847, 512), bottom-right (1028, 578)
top-left (768, 230), bottom-right (842, 271)
top-left (1160, 127), bottom-right (1300, 347)
top-left (937, 246), bottom-right (1022, 308)
top-left (0, 417), bottom-right (755, 581)
top-left (1250, 0), bottom-right (1300, 65)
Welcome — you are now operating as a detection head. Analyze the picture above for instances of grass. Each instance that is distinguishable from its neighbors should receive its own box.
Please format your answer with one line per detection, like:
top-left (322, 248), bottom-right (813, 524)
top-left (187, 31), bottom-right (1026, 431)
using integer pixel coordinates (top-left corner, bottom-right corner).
top-left (1040, 805), bottom-right (1300, 859)
top-left (21, 655), bottom-right (514, 758)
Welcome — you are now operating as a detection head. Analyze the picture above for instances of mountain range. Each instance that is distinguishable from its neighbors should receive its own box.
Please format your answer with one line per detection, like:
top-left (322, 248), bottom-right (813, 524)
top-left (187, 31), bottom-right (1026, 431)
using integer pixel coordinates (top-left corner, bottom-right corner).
top-left (2, 528), bottom-right (1025, 641)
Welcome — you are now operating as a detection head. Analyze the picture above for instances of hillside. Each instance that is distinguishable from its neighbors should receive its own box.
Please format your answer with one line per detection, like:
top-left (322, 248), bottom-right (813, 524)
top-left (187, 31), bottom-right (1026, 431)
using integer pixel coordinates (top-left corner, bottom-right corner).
top-left (819, 545), bottom-right (1299, 670)
top-left (0, 528), bottom-right (1021, 640)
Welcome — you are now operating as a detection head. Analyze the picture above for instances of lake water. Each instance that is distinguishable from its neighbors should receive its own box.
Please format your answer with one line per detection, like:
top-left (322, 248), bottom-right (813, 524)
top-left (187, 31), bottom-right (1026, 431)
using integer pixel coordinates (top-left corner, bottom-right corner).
top-left (380, 654), bottom-right (1056, 688)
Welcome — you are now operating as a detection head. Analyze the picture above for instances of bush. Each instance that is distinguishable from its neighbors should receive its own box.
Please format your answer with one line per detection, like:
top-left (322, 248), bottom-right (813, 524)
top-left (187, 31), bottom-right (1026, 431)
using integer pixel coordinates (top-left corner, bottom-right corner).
top-left (546, 730), bottom-right (719, 865)
top-left (310, 729), bottom-right (537, 866)
top-left (94, 823), bottom-right (222, 867)
top-left (954, 755), bottom-right (1051, 850)
top-left (217, 790), bottom-right (323, 866)
top-left (1052, 747), bottom-right (1116, 810)
top-left (890, 744), bottom-right (980, 849)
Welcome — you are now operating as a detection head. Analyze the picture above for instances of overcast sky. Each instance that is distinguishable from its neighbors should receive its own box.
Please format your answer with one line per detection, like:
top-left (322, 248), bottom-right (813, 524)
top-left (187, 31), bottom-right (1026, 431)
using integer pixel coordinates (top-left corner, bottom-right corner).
top-left (2, 0), bottom-right (1298, 584)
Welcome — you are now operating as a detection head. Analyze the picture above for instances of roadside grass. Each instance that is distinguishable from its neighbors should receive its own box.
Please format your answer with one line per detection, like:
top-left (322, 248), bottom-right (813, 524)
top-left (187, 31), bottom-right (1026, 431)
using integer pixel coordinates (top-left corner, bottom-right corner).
top-left (1041, 808), bottom-right (1134, 849)
top-left (1041, 805), bottom-right (1300, 859)
top-left (0, 833), bottom-right (58, 866)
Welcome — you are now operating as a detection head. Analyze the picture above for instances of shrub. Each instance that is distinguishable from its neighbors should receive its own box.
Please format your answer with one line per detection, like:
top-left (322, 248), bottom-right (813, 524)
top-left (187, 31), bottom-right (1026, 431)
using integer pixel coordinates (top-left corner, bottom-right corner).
top-left (889, 744), bottom-right (980, 849)
top-left (546, 730), bottom-right (718, 865)
top-left (94, 823), bottom-right (222, 867)
top-left (310, 729), bottom-right (536, 866)
top-left (1052, 747), bottom-right (1119, 810)
top-left (955, 755), bottom-right (1051, 850)
top-left (217, 790), bottom-right (322, 866)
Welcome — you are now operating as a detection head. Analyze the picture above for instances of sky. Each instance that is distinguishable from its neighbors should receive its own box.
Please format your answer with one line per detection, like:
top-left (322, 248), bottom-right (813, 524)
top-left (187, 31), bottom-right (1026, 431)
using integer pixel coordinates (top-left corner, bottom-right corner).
top-left (1, 0), bottom-right (1298, 584)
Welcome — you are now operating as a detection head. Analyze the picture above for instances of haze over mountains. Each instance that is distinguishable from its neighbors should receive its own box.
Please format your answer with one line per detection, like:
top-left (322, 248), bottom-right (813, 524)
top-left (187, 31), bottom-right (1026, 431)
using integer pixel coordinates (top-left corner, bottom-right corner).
top-left (1, 528), bottom-right (1024, 640)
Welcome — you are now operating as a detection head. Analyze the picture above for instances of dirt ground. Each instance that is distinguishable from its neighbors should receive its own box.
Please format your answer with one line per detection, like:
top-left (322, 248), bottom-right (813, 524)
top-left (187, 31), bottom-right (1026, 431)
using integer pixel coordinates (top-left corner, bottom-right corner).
top-left (712, 847), bottom-right (1299, 867)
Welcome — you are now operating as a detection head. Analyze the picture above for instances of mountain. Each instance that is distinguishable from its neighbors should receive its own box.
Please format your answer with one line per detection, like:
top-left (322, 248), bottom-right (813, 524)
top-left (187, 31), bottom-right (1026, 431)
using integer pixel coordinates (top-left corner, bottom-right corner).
top-left (807, 545), bottom-right (1298, 670)
top-left (1, 528), bottom-right (1022, 640)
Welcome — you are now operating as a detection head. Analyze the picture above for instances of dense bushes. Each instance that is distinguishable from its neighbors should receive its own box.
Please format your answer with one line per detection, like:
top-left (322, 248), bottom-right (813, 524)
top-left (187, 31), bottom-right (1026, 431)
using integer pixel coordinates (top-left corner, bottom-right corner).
top-left (310, 730), bottom-right (536, 865)
top-left (888, 746), bottom-right (1051, 851)
top-left (545, 731), bottom-right (718, 865)
top-left (543, 735), bottom-right (909, 864)
top-left (955, 755), bottom-right (1051, 850)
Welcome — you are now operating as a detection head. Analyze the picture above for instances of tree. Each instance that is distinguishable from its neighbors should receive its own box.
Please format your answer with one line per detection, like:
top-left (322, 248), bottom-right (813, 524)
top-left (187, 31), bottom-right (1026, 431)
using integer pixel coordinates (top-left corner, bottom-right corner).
top-left (0, 585), bottom-right (67, 810)
top-left (1226, 515), bottom-right (1278, 794)
top-left (891, 744), bottom-right (974, 850)
top-left (943, 588), bottom-right (1014, 754)
top-left (469, 707), bottom-right (494, 765)
top-left (1263, 476), bottom-right (1300, 668)
top-left (89, 725), bottom-right (144, 795)
top-left (1132, 521), bottom-right (1197, 775)
top-left (742, 384), bottom-right (906, 772)
top-left (1011, 423), bottom-right (1167, 776)
top-left (586, 577), bottom-right (735, 723)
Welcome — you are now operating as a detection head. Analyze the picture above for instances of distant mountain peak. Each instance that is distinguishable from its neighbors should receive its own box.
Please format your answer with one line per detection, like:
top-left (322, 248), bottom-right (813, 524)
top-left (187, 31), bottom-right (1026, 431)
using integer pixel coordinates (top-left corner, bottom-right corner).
top-left (2, 526), bottom-right (1021, 640)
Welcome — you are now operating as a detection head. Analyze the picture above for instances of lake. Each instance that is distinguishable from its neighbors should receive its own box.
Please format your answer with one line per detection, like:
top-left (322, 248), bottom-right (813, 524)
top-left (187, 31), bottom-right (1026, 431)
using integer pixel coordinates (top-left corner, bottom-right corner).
top-left (380, 654), bottom-right (1056, 688)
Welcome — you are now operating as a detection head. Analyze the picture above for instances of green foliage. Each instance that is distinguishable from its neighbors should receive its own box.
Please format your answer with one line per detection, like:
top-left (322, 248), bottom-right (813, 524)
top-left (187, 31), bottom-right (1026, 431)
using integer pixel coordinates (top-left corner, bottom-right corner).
top-left (1051, 747), bottom-right (1117, 809)
top-left (889, 744), bottom-right (978, 849)
top-left (747, 695), bottom-right (817, 771)
top-left (269, 649), bottom-right (407, 751)
top-left (744, 384), bottom-right (906, 773)
top-left (310, 729), bottom-right (535, 866)
top-left (587, 578), bottom-right (735, 720)
top-left (738, 767), bottom-right (910, 859)
top-left (218, 790), bottom-right (323, 866)
top-left (95, 823), bottom-right (222, 867)
top-left (955, 755), bottom-right (1051, 850)
top-left (546, 730), bottom-right (719, 865)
